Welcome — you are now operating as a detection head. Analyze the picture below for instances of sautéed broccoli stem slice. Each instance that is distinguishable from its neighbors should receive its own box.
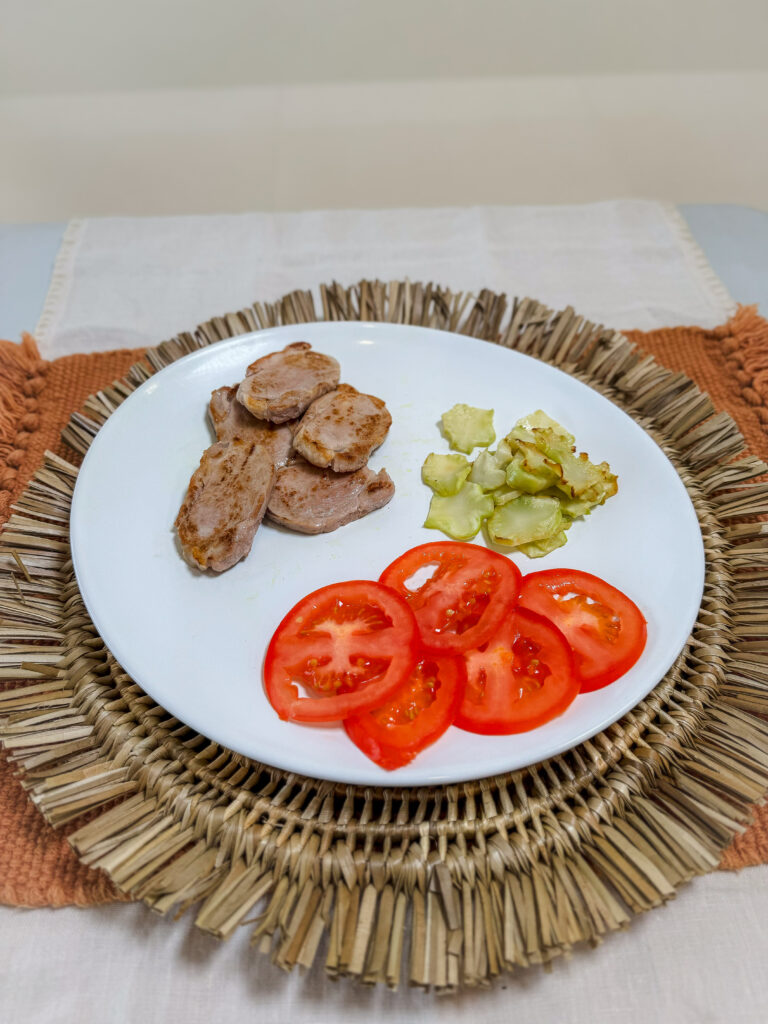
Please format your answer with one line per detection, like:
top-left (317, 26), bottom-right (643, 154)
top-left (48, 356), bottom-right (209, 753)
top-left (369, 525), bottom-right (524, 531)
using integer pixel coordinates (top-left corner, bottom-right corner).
top-left (422, 406), bottom-right (617, 556)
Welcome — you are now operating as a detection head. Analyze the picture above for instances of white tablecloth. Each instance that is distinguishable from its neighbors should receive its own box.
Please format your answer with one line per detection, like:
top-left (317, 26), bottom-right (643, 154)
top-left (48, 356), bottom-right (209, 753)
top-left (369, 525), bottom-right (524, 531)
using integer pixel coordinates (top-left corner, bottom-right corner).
top-left (4, 201), bottom-right (761, 1024)
top-left (34, 201), bottom-right (734, 357)
top-left (3, 866), bottom-right (768, 1024)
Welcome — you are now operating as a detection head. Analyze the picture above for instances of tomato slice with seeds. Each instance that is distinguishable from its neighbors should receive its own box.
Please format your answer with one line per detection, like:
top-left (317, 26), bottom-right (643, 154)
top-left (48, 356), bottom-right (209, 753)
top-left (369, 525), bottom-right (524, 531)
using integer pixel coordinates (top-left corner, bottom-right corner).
top-left (455, 608), bottom-right (578, 734)
top-left (263, 580), bottom-right (419, 722)
top-left (344, 653), bottom-right (466, 770)
top-left (378, 542), bottom-right (522, 654)
top-left (517, 569), bottom-right (647, 692)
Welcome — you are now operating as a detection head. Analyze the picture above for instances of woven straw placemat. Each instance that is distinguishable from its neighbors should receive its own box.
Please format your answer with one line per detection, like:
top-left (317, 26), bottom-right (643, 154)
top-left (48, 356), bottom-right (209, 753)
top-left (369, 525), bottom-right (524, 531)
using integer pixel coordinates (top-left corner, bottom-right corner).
top-left (1, 283), bottom-right (768, 991)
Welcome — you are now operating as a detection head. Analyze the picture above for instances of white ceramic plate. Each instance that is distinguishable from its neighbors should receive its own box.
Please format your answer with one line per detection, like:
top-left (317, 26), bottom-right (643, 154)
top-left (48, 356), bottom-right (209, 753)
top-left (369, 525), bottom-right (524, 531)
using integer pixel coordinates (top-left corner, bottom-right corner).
top-left (70, 322), bottom-right (704, 786)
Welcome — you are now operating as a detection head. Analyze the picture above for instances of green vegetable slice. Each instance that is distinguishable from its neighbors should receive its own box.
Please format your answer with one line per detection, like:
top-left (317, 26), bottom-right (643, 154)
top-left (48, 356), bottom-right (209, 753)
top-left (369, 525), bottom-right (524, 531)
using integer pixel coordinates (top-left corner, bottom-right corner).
top-left (469, 450), bottom-right (507, 491)
top-left (424, 484), bottom-right (495, 540)
top-left (486, 495), bottom-right (563, 547)
top-left (505, 453), bottom-right (555, 494)
top-left (514, 410), bottom-right (575, 446)
top-left (545, 490), bottom-right (595, 518)
top-left (492, 487), bottom-right (523, 506)
top-left (421, 453), bottom-right (472, 496)
top-left (425, 405), bottom-right (617, 557)
top-left (517, 530), bottom-right (569, 558)
top-left (441, 404), bottom-right (495, 454)
top-left (493, 438), bottom-right (515, 467)
top-left (514, 441), bottom-right (560, 483)
top-left (530, 425), bottom-right (574, 464)
top-left (553, 452), bottom-right (618, 502)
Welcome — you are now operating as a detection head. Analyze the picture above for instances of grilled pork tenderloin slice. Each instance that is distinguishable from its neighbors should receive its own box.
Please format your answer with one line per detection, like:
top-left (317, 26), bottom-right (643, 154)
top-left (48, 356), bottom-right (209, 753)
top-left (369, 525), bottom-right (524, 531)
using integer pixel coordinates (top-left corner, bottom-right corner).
top-left (236, 342), bottom-right (340, 424)
top-left (175, 440), bottom-right (275, 572)
top-left (267, 458), bottom-right (395, 534)
top-left (292, 384), bottom-right (392, 473)
top-left (209, 385), bottom-right (296, 467)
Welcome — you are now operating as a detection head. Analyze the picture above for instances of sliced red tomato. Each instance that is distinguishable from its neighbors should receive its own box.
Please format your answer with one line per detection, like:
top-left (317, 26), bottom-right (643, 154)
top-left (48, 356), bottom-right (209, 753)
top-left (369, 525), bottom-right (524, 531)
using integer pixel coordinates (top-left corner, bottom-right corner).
top-left (263, 580), bottom-right (419, 723)
top-left (344, 653), bottom-right (466, 770)
top-left (379, 542), bottom-right (522, 654)
top-left (455, 608), bottom-right (578, 734)
top-left (517, 569), bottom-right (647, 692)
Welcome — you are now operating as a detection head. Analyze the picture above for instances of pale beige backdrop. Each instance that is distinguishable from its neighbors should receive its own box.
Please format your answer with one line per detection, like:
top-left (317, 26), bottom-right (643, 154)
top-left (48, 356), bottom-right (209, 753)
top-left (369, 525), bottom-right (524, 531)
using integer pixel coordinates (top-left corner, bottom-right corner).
top-left (1, 0), bottom-right (767, 219)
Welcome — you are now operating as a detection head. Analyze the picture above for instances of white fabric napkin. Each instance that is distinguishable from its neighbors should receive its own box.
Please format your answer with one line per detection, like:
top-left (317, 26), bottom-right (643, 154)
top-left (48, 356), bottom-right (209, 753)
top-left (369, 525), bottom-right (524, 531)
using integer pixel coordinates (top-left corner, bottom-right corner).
top-left (35, 201), bottom-right (734, 358)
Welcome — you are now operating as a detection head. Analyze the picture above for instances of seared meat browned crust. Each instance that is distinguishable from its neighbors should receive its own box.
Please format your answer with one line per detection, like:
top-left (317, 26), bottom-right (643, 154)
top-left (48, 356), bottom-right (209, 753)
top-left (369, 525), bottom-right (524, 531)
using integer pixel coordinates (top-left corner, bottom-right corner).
top-left (292, 384), bottom-right (392, 472)
top-left (236, 342), bottom-right (340, 424)
top-left (175, 440), bottom-right (276, 572)
top-left (267, 459), bottom-right (395, 534)
top-left (209, 385), bottom-right (296, 467)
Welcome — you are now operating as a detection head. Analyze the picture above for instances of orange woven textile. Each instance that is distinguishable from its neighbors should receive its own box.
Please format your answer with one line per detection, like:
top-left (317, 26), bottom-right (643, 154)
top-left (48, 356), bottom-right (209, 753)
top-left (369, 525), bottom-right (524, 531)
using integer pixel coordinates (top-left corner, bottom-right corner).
top-left (0, 307), bottom-right (766, 907)
top-left (0, 336), bottom-right (139, 906)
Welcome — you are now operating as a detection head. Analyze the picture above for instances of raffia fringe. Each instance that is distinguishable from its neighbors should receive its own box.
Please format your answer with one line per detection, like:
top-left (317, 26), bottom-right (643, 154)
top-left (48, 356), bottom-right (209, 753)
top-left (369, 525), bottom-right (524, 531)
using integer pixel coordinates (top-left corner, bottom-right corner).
top-left (2, 282), bottom-right (768, 992)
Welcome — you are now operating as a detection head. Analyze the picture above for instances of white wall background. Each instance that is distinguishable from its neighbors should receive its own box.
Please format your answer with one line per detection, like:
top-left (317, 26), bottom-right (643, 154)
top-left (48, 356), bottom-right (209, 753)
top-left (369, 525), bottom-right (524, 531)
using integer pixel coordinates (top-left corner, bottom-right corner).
top-left (3, 0), bottom-right (768, 92)
top-left (1, 0), bottom-right (767, 219)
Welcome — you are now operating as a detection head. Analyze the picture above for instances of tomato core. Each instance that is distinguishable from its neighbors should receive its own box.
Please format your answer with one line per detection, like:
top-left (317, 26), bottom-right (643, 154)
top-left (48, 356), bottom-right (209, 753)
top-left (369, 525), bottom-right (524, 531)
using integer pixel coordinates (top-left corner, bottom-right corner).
top-left (264, 580), bottom-right (419, 723)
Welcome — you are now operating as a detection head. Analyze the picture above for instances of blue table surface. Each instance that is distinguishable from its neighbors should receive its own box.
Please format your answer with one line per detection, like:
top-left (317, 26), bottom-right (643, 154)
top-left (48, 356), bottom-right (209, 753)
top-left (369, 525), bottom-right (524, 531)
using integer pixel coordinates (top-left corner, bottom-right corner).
top-left (1, 205), bottom-right (766, 342)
